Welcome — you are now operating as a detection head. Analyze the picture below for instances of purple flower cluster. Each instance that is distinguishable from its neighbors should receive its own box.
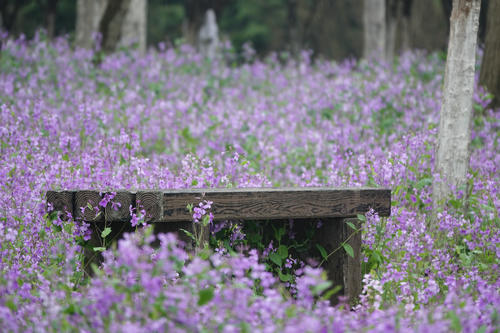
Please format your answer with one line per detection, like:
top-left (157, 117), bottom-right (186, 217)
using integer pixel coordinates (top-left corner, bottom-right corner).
top-left (0, 33), bottom-right (499, 331)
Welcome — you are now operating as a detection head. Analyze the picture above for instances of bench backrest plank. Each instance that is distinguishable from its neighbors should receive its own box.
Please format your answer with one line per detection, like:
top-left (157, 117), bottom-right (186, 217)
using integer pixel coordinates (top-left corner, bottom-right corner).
top-left (47, 187), bottom-right (391, 222)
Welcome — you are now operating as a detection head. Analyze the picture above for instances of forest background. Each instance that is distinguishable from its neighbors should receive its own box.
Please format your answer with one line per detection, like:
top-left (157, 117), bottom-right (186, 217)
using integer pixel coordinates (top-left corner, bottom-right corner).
top-left (0, 0), bottom-right (491, 60)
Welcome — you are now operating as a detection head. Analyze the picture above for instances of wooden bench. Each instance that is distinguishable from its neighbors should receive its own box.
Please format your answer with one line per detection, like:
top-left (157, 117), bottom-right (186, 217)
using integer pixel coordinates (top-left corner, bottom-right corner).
top-left (46, 187), bottom-right (391, 304)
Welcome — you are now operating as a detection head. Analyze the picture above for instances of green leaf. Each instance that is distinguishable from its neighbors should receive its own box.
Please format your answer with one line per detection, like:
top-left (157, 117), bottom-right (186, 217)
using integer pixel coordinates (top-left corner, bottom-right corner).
top-left (342, 243), bottom-right (354, 258)
top-left (93, 247), bottom-right (106, 252)
top-left (448, 311), bottom-right (462, 332)
top-left (277, 245), bottom-right (288, 259)
top-left (285, 305), bottom-right (297, 318)
top-left (321, 285), bottom-right (343, 300)
top-left (5, 298), bottom-right (16, 312)
top-left (316, 244), bottom-right (328, 260)
top-left (278, 271), bottom-right (292, 282)
top-left (346, 221), bottom-right (357, 230)
top-left (269, 252), bottom-right (282, 267)
top-left (63, 304), bottom-right (78, 315)
top-left (180, 228), bottom-right (195, 240)
top-left (101, 227), bottom-right (111, 238)
top-left (475, 325), bottom-right (487, 333)
top-left (239, 322), bottom-right (251, 333)
top-left (202, 214), bottom-right (211, 227)
top-left (273, 225), bottom-right (285, 242)
top-left (8, 167), bottom-right (16, 178)
top-left (356, 214), bottom-right (366, 222)
top-left (198, 287), bottom-right (214, 306)
top-left (312, 281), bottom-right (332, 295)
top-left (416, 177), bottom-right (432, 189)
top-left (62, 154), bottom-right (69, 162)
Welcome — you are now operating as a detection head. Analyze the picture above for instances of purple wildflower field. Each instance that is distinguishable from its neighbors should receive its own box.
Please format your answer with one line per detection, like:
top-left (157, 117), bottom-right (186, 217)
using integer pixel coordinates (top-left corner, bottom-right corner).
top-left (0, 33), bottom-right (499, 332)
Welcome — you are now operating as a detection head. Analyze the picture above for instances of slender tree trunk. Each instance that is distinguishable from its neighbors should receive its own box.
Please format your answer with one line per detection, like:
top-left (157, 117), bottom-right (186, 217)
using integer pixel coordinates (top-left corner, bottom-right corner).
top-left (120, 0), bottom-right (147, 53)
top-left (183, 0), bottom-right (203, 46)
top-left (433, 0), bottom-right (481, 213)
top-left (76, 0), bottom-right (106, 49)
top-left (45, 0), bottom-right (58, 39)
top-left (386, 0), bottom-right (399, 61)
top-left (363, 0), bottom-right (386, 59)
top-left (479, 0), bottom-right (500, 108)
top-left (287, 0), bottom-right (300, 56)
top-left (399, 0), bottom-right (412, 52)
top-left (198, 9), bottom-right (219, 59)
top-left (99, 0), bottom-right (131, 52)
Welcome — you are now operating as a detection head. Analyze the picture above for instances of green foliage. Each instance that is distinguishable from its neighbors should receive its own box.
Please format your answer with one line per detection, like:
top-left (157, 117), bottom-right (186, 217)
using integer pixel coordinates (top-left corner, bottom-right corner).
top-left (198, 287), bottom-right (215, 306)
top-left (218, 0), bottom-right (287, 53)
top-left (148, 2), bottom-right (185, 46)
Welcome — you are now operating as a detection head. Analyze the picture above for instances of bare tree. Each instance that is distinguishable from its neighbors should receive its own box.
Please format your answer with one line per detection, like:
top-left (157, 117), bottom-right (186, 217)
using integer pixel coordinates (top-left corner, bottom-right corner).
top-left (363, 0), bottom-right (386, 59)
top-left (433, 0), bottom-right (481, 213)
top-left (479, 0), bottom-right (500, 108)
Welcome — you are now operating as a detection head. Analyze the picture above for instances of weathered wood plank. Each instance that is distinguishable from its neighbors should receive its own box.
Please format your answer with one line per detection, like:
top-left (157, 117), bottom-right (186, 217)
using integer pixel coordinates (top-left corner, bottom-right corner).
top-left (314, 218), bottom-right (345, 303)
top-left (105, 191), bottom-right (135, 223)
top-left (162, 187), bottom-right (390, 222)
top-left (47, 188), bottom-right (391, 222)
top-left (343, 218), bottom-right (362, 305)
top-left (136, 191), bottom-right (163, 223)
top-left (46, 190), bottom-right (74, 220)
top-left (75, 190), bottom-right (104, 222)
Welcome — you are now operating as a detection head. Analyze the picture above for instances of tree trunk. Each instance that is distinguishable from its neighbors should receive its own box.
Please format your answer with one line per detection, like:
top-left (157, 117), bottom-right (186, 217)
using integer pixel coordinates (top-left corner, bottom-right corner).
top-left (433, 0), bottom-right (481, 213)
top-left (479, 0), bottom-right (500, 108)
top-left (183, 0), bottom-right (203, 46)
top-left (45, 0), bottom-right (58, 39)
top-left (287, 0), bottom-right (300, 56)
top-left (386, 0), bottom-right (398, 61)
top-left (399, 0), bottom-right (412, 52)
top-left (120, 0), bottom-right (147, 54)
top-left (198, 9), bottom-right (219, 59)
top-left (75, 0), bottom-right (106, 49)
top-left (99, 0), bottom-right (131, 52)
top-left (76, 0), bottom-right (146, 54)
top-left (363, 0), bottom-right (386, 59)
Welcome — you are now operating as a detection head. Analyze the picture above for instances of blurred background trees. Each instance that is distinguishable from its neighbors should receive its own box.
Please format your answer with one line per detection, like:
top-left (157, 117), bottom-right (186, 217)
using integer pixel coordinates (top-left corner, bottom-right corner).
top-left (0, 0), bottom-right (491, 60)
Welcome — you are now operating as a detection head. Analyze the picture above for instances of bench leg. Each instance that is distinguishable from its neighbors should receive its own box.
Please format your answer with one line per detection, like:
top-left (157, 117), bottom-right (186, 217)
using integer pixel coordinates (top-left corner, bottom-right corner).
top-left (314, 218), bottom-right (362, 306)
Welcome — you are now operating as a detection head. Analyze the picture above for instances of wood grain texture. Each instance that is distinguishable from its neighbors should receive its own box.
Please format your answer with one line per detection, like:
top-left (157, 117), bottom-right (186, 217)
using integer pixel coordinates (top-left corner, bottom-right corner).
top-left (313, 217), bottom-right (363, 305)
top-left (343, 218), bottom-right (362, 305)
top-left (136, 191), bottom-right (163, 222)
top-left (75, 191), bottom-right (104, 222)
top-left (46, 191), bottom-right (74, 220)
top-left (314, 218), bottom-right (345, 304)
top-left (105, 191), bottom-right (135, 222)
top-left (162, 187), bottom-right (390, 222)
